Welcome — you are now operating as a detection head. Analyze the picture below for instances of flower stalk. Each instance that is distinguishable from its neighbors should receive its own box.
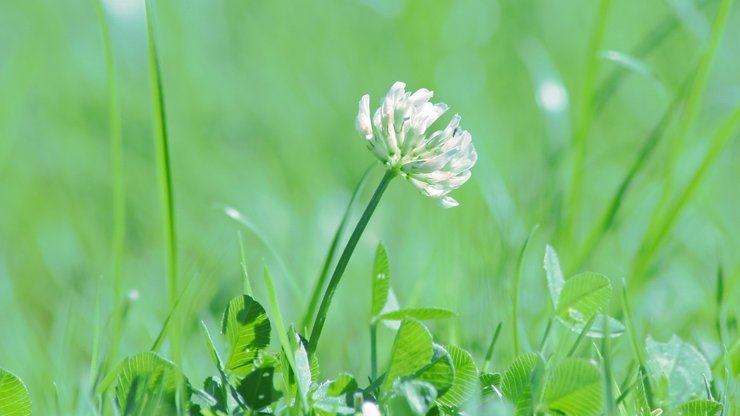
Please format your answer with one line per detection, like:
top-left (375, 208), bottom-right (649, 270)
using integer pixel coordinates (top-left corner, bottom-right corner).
top-left (308, 169), bottom-right (395, 355)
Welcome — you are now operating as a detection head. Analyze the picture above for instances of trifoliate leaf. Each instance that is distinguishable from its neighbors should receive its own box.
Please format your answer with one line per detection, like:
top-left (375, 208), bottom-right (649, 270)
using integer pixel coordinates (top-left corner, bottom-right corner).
top-left (114, 352), bottom-right (191, 415)
top-left (416, 344), bottom-right (454, 396)
top-left (561, 314), bottom-right (626, 338)
top-left (382, 317), bottom-right (434, 392)
top-left (556, 272), bottom-right (612, 326)
top-left (436, 345), bottom-right (479, 409)
top-left (384, 379), bottom-right (437, 416)
top-left (221, 295), bottom-right (271, 377)
top-left (501, 352), bottom-right (544, 415)
top-left (646, 335), bottom-right (712, 404)
top-left (543, 358), bottom-right (604, 416)
top-left (0, 369), bottom-right (31, 416)
top-left (236, 366), bottom-right (282, 410)
top-left (672, 399), bottom-right (721, 416)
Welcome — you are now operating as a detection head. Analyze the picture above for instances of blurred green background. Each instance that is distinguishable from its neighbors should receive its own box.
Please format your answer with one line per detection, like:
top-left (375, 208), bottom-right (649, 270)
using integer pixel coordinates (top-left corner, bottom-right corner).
top-left (1, 0), bottom-right (738, 412)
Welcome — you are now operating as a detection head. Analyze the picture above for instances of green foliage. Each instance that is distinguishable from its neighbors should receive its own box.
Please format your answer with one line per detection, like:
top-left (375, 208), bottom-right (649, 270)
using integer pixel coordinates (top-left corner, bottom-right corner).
top-left (645, 335), bottom-right (712, 405)
top-left (415, 345), bottom-right (454, 396)
top-left (382, 317), bottom-right (434, 392)
top-left (3, 2), bottom-right (739, 414)
top-left (501, 352), bottom-right (544, 415)
top-left (672, 399), bottom-right (722, 416)
top-left (384, 379), bottom-right (437, 416)
top-left (221, 295), bottom-right (272, 377)
top-left (545, 246), bottom-right (624, 338)
top-left (0, 369), bottom-right (31, 416)
top-left (556, 272), bottom-right (612, 325)
top-left (543, 358), bottom-right (604, 416)
top-left (436, 345), bottom-right (479, 409)
top-left (236, 366), bottom-right (281, 411)
top-left (371, 242), bottom-right (391, 317)
top-left (114, 352), bottom-right (191, 415)
top-left (376, 308), bottom-right (457, 322)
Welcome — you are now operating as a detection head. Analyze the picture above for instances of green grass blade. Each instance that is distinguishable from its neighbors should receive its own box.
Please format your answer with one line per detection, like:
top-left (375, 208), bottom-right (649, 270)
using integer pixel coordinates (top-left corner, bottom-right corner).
top-left (620, 281), bottom-right (654, 411)
top-left (563, 0), bottom-right (613, 242)
top-left (572, 73), bottom-right (692, 270)
top-left (592, 0), bottom-right (716, 114)
top-left (237, 231), bottom-right (253, 297)
top-left (482, 321), bottom-right (503, 372)
top-left (262, 264), bottom-right (303, 409)
top-left (223, 205), bottom-right (301, 301)
top-left (632, 0), bottom-right (736, 280)
top-left (93, 0), bottom-right (125, 303)
top-left (632, 105), bottom-right (740, 281)
top-left (512, 224), bottom-right (539, 356)
top-left (150, 277), bottom-right (194, 353)
top-left (145, 0), bottom-right (180, 364)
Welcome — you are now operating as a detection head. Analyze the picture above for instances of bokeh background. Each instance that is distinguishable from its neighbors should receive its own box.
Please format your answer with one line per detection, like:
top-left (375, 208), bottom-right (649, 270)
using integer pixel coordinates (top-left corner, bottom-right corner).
top-left (1, 0), bottom-right (738, 412)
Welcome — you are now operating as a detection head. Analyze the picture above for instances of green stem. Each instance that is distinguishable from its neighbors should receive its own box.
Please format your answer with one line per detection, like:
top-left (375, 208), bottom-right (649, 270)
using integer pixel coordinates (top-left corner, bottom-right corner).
top-left (308, 169), bottom-right (395, 355)
top-left (370, 322), bottom-right (378, 381)
top-left (145, 0), bottom-right (180, 363)
top-left (563, 0), bottom-right (613, 242)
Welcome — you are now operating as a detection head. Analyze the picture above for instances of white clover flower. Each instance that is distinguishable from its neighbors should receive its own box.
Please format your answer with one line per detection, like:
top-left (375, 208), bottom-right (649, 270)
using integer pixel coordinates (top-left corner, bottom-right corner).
top-left (355, 81), bottom-right (477, 208)
top-left (362, 401), bottom-right (382, 416)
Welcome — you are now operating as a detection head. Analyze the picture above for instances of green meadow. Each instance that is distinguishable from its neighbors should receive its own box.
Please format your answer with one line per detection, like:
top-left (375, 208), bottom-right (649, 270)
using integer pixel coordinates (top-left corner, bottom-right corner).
top-left (0, 0), bottom-right (738, 414)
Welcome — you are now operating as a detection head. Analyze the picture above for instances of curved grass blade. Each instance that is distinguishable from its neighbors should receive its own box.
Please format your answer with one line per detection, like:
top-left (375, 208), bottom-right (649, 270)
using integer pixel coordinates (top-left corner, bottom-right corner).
top-left (222, 205), bottom-right (301, 301)
top-left (563, 0), bottom-right (613, 242)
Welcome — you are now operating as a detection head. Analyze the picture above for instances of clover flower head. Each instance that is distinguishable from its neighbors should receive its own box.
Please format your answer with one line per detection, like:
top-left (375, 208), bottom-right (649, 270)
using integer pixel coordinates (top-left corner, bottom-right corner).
top-left (355, 81), bottom-right (477, 208)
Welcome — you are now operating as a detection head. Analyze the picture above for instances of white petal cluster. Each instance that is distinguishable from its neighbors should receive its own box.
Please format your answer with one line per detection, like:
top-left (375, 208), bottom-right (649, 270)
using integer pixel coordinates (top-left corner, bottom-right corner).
top-left (356, 82), bottom-right (477, 208)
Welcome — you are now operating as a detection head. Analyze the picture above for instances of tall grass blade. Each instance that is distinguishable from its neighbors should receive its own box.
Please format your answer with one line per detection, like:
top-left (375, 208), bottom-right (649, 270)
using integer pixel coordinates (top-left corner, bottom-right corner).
top-left (145, 0), bottom-right (180, 363)
top-left (572, 73), bottom-right (693, 270)
top-left (93, 0), bottom-right (128, 392)
top-left (620, 281), bottom-right (654, 411)
top-left (262, 264), bottom-right (301, 406)
top-left (563, 0), bottom-right (613, 242)
top-left (632, 0), bottom-right (737, 280)
top-left (632, 105), bottom-right (740, 280)
top-left (93, 0), bottom-right (125, 302)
